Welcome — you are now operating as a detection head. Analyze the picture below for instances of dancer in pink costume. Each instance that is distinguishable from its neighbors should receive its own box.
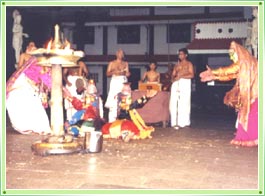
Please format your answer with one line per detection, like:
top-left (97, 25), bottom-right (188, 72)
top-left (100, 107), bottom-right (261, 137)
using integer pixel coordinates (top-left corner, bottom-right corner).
top-left (6, 57), bottom-right (52, 135)
top-left (200, 41), bottom-right (258, 147)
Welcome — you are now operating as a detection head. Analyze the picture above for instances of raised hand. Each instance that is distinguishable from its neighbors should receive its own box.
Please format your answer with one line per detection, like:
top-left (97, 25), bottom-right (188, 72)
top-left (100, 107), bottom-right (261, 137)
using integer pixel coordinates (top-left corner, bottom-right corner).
top-left (23, 33), bottom-right (29, 38)
top-left (200, 65), bottom-right (214, 82)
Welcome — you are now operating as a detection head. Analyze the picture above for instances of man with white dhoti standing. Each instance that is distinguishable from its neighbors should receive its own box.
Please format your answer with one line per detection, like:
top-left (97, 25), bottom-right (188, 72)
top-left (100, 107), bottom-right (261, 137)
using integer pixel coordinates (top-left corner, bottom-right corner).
top-left (170, 48), bottom-right (194, 129)
top-left (105, 49), bottom-right (130, 122)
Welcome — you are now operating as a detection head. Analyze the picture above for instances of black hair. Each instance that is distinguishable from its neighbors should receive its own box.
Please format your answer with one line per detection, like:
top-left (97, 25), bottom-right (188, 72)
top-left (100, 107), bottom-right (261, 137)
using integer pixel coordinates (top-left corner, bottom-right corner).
top-left (179, 48), bottom-right (189, 56)
top-left (77, 57), bottom-right (87, 63)
top-left (149, 61), bottom-right (157, 70)
top-left (150, 61), bottom-right (157, 66)
top-left (23, 40), bottom-right (35, 51)
top-left (27, 40), bottom-right (35, 45)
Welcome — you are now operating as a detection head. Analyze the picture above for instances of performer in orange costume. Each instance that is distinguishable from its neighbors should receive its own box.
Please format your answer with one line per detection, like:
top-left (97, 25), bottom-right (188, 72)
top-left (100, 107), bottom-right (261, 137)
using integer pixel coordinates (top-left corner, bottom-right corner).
top-left (200, 41), bottom-right (258, 147)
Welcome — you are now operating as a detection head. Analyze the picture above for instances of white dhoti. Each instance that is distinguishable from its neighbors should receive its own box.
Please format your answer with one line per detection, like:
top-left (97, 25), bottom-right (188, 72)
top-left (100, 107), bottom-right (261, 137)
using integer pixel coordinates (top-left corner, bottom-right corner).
top-left (169, 79), bottom-right (191, 128)
top-left (64, 75), bottom-right (85, 121)
top-left (105, 75), bottom-right (127, 122)
top-left (6, 73), bottom-right (51, 134)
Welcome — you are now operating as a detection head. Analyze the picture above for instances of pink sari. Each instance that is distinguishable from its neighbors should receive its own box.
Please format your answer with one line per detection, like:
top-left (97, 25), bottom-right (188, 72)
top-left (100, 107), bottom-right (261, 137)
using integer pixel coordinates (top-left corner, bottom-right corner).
top-left (6, 57), bottom-right (52, 134)
top-left (231, 99), bottom-right (258, 147)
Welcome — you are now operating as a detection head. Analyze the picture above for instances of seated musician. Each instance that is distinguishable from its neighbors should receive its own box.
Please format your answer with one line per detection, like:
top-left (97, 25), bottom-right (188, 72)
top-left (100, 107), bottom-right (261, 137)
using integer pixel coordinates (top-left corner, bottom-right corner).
top-left (141, 62), bottom-right (160, 83)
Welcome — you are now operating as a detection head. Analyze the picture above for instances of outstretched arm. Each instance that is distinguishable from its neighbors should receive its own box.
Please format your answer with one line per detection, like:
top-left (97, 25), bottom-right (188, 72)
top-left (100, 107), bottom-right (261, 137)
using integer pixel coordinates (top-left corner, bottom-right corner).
top-left (214, 73), bottom-right (238, 81)
top-left (211, 63), bottom-right (240, 76)
top-left (200, 63), bottom-right (239, 82)
top-left (23, 33), bottom-right (29, 38)
top-left (200, 65), bottom-right (214, 82)
top-left (63, 87), bottom-right (83, 110)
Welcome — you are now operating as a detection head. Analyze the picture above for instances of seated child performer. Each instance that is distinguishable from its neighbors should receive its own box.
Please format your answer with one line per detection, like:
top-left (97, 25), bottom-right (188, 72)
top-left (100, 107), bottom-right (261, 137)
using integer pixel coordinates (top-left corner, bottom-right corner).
top-left (63, 79), bottom-right (104, 137)
top-left (141, 62), bottom-right (160, 83)
top-left (102, 82), bottom-right (157, 142)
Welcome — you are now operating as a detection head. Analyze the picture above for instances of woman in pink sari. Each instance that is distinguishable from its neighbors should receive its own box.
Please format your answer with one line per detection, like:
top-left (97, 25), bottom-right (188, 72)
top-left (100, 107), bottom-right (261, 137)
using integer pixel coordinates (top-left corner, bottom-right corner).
top-left (200, 41), bottom-right (258, 147)
top-left (6, 57), bottom-right (52, 135)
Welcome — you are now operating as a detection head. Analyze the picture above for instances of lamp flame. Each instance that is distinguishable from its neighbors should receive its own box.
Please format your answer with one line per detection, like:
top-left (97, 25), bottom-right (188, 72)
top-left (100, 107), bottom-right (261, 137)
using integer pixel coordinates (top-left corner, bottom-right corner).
top-left (47, 40), bottom-right (52, 52)
top-left (64, 39), bottom-right (71, 50)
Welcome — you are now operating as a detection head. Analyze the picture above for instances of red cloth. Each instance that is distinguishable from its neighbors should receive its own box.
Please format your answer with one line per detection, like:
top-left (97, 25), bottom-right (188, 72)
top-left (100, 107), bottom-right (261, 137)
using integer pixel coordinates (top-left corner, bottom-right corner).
top-left (121, 120), bottom-right (139, 135)
top-left (72, 97), bottom-right (83, 110)
top-left (102, 120), bottom-right (140, 135)
top-left (83, 105), bottom-right (97, 120)
top-left (102, 123), bottom-right (112, 134)
top-left (71, 97), bottom-right (98, 120)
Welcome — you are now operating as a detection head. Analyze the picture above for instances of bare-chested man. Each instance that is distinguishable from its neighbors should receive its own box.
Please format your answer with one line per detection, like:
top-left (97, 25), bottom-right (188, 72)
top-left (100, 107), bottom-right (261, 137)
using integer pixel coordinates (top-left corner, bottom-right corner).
top-left (170, 48), bottom-right (194, 129)
top-left (17, 41), bottom-right (36, 69)
top-left (141, 62), bottom-right (160, 83)
top-left (63, 59), bottom-right (89, 121)
top-left (105, 49), bottom-right (130, 122)
top-left (63, 59), bottom-right (89, 86)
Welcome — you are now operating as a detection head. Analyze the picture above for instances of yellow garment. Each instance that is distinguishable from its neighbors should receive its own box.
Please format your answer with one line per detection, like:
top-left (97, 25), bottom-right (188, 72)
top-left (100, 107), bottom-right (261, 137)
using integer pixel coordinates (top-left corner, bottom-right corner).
top-left (129, 109), bottom-right (154, 139)
top-left (214, 73), bottom-right (238, 81)
top-left (109, 120), bottom-right (123, 138)
top-left (212, 63), bottom-right (240, 77)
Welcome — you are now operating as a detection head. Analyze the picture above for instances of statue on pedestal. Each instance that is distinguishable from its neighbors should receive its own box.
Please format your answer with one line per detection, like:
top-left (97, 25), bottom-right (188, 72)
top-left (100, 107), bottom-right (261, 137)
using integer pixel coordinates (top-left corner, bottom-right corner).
top-left (12, 10), bottom-right (29, 68)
